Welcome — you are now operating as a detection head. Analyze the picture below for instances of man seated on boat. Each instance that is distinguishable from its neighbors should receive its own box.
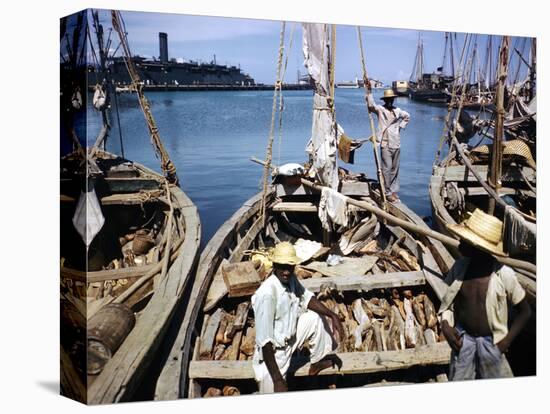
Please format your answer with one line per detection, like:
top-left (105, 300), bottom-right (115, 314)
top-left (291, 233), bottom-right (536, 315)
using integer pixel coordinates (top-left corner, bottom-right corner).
top-left (366, 88), bottom-right (410, 203)
top-left (252, 242), bottom-right (344, 393)
top-left (438, 209), bottom-right (531, 380)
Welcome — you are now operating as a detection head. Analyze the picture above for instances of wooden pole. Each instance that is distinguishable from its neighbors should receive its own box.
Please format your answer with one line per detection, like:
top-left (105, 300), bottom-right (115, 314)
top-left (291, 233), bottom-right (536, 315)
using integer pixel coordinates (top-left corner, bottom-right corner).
top-left (357, 27), bottom-right (387, 208)
top-left (250, 157), bottom-right (536, 274)
top-left (488, 36), bottom-right (510, 215)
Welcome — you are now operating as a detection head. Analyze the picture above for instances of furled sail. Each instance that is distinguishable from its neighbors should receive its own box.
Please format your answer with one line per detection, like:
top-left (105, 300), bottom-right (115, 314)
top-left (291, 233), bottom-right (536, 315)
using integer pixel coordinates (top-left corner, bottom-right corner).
top-left (302, 23), bottom-right (339, 190)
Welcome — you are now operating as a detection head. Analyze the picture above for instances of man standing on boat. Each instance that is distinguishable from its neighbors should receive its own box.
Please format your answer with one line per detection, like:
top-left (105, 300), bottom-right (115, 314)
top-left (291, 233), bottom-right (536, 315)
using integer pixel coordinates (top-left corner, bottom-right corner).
top-left (366, 87), bottom-right (410, 203)
top-left (438, 209), bottom-right (531, 380)
top-left (252, 242), bottom-right (344, 393)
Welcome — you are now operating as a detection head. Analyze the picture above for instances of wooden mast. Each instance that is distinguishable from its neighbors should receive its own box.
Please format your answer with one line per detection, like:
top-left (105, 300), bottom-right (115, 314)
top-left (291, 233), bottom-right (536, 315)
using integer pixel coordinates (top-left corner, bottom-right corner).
top-left (488, 36), bottom-right (510, 215)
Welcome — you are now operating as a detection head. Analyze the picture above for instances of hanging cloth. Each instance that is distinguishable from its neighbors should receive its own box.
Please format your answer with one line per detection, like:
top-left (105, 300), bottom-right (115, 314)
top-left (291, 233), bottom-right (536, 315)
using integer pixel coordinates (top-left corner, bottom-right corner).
top-left (318, 187), bottom-right (348, 231)
top-left (72, 188), bottom-right (105, 249)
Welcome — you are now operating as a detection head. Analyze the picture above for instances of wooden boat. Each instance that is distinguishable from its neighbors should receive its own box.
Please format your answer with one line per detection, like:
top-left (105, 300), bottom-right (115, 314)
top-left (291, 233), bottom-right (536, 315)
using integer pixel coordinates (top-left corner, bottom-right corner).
top-left (155, 177), bottom-right (457, 399)
top-left (59, 10), bottom-right (201, 404)
top-left (428, 36), bottom-right (536, 376)
top-left (60, 150), bottom-right (200, 403)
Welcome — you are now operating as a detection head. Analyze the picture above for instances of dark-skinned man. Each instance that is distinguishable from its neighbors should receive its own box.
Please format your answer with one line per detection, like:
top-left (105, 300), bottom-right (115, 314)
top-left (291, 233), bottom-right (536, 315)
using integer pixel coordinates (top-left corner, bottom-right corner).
top-left (252, 242), bottom-right (345, 393)
top-left (438, 209), bottom-right (531, 380)
top-left (366, 86), bottom-right (410, 203)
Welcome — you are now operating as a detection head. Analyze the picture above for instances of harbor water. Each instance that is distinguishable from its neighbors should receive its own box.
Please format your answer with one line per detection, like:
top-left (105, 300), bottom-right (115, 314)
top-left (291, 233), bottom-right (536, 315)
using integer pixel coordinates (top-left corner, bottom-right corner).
top-left (88, 88), bottom-right (450, 245)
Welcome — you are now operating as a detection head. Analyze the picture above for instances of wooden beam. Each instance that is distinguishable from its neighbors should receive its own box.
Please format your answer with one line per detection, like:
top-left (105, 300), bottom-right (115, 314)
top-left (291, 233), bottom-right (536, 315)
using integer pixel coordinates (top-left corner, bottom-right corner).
top-left (100, 192), bottom-right (163, 205)
top-left (439, 165), bottom-right (535, 183)
top-left (300, 271), bottom-right (425, 293)
top-left (272, 201), bottom-right (318, 213)
top-left (188, 342), bottom-right (451, 380)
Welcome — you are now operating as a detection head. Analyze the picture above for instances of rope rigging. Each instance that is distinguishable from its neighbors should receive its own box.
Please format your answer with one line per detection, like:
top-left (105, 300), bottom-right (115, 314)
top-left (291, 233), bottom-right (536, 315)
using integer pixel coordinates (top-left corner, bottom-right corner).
top-left (111, 10), bottom-right (179, 185)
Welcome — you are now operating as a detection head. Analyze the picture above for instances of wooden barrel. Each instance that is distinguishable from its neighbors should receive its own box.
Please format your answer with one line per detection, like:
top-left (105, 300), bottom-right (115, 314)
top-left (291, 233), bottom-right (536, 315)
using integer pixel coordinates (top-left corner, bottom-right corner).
top-left (87, 303), bottom-right (136, 375)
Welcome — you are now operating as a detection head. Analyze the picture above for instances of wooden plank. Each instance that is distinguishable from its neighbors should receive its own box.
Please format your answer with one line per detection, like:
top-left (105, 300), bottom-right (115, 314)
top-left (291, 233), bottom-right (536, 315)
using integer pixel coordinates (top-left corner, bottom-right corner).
top-left (275, 180), bottom-right (370, 197)
top-left (463, 186), bottom-right (535, 198)
top-left (188, 342), bottom-right (451, 379)
top-left (272, 201), bottom-right (318, 212)
top-left (100, 192), bottom-right (163, 205)
top-left (300, 271), bottom-right (425, 293)
top-left (203, 259), bottom-right (230, 312)
top-left (199, 308), bottom-right (223, 359)
top-left (61, 264), bottom-right (155, 284)
top-left (301, 256), bottom-right (379, 278)
top-left (439, 165), bottom-right (535, 183)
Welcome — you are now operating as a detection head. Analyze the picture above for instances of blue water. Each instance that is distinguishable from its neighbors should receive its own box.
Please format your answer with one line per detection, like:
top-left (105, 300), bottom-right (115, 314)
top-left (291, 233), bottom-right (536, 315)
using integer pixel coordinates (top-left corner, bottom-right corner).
top-left (87, 89), bottom-right (449, 245)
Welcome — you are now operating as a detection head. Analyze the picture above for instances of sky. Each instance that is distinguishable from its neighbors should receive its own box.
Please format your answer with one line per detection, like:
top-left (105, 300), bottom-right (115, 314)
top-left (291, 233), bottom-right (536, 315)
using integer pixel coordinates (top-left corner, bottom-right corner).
top-left (87, 9), bottom-right (533, 85)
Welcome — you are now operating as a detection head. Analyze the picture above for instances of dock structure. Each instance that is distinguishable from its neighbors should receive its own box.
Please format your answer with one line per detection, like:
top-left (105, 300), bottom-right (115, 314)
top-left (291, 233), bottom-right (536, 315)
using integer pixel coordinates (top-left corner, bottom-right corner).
top-left (90, 83), bottom-right (314, 93)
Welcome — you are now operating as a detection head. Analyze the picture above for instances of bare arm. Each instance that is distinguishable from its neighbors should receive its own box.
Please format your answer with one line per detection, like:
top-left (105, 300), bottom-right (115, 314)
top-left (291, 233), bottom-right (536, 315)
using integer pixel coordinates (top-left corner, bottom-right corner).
top-left (261, 343), bottom-right (287, 392)
top-left (496, 298), bottom-right (531, 353)
top-left (307, 296), bottom-right (345, 340)
top-left (366, 93), bottom-right (377, 113)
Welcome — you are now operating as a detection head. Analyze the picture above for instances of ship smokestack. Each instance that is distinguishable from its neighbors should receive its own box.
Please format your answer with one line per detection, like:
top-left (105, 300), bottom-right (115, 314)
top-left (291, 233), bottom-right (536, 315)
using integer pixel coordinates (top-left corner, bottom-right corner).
top-left (159, 32), bottom-right (168, 62)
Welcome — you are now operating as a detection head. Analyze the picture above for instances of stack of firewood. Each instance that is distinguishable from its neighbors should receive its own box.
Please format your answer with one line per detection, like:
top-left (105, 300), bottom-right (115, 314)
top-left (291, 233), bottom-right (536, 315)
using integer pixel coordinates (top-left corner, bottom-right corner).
top-left (317, 284), bottom-right (441, 353)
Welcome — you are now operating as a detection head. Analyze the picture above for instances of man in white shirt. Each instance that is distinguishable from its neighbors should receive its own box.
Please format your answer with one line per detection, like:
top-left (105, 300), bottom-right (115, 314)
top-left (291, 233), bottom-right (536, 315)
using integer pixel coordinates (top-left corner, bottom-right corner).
top-left (438, 209), bottom-right (531, 380)
top-left (252, 242), bottom-right (344, 393)
top-left (366, 88), bottom-right (410, 203)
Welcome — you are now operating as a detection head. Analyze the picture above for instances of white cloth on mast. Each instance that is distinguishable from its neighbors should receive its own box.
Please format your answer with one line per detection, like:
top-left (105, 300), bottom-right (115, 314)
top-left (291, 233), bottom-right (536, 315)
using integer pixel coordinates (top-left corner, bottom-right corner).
top-left (72, 188), bottom-right (105, 249)
top-left (302, 23), bottom-right (330, 93)
top-left (318, 187), bottom-right (348, 231)
top-left (302, 23), bottom-right (339, 189)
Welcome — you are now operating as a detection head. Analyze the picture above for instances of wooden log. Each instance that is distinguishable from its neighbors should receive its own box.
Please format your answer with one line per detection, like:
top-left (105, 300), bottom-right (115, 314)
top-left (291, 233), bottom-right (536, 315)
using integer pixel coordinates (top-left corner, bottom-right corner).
top-left (421, 294), bottom-right (438, 329)
top-left (199, 308), bottom-right (223, 359)
top-left (372, 321), bottom-right (384, 351)
top-left (403, 298), bottom-right (417, 348)
top-left (223, 386), bottom-right (241, 396)
top-left (189, 342), bottom-right (452, 379)
top-left (222, 261), bottom-right (261, 298)
top-left (412, 297), bottom-right (427, 329)
top-left (230, 302), bottom-right (250, 338)
top-left (226, 329), bottom-right (244, 361)
top-left (352, 299), bottom-right (372, 350)
top-left (203, 387), bottom-right (222, 398)
top-left (239, 325), bottom-right (255, 357)
top-left (424, 328), bottom-right (437, 345)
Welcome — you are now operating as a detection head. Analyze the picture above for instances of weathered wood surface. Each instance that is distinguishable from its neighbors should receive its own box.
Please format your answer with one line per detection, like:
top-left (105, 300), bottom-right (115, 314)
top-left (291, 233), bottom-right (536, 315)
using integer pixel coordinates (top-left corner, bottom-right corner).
top-left (188, 342), bottom-right (451, 379)
top-left (272, 201), bottom-right (318, 212)
top-left (302, 256), bottom-right (379, 278)
top-left (436, 165), bottom-right (535, 183)
top-left (61, 264), bottom-right (155, 284)
top-left (99, 192), bottom-right (165, 205)
top-left (300, 271), bottom-right (426, 293)
top-left (462, 186), bottom-right (535, 198)
top-left (204, 259), bottom-right (230, 312)
top-left (222, 262), bottom-right (262, 297)
top-left (88, 185), bottom-right (200, 404)
top-left (155, 191), bottom-right (268, 401)
top-left (275, 180), bottom-right (370, 197)
top-left (199, 309), bottom-right (223, 359)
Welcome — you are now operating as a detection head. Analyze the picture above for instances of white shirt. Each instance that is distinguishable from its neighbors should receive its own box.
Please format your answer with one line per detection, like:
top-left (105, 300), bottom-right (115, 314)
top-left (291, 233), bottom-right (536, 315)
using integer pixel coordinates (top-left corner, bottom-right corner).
top-left (367, 94), bottom-right (410, 149)
top-left (252, 274), bottom-right (314, 356)
top-left (438, 258), bottom-right (526, 344)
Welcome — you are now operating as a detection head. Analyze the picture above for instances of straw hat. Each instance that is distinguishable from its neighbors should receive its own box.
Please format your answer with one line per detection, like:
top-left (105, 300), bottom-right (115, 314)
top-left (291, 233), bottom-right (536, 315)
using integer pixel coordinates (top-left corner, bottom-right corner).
top-left (470, 139), bottom-right (536, 170)
top-left (271, 242), bottom-right (301, 265)
top-left (381, 89), bottom-right (398, 99)
top-left (446, 209), bottom-right (507, 256)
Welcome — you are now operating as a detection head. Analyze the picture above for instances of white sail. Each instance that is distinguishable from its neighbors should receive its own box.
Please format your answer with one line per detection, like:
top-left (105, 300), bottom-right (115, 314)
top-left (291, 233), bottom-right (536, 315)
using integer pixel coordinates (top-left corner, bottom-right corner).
top-left (302, 23), bottom-right (339, 190)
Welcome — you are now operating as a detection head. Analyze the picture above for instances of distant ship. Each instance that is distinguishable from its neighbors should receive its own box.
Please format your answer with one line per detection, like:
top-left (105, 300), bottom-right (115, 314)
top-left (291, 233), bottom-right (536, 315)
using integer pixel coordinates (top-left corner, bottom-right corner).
top-left (88, 32), bottom-right (255, 87)
top-left (335, 77), bottom-right (383, 89)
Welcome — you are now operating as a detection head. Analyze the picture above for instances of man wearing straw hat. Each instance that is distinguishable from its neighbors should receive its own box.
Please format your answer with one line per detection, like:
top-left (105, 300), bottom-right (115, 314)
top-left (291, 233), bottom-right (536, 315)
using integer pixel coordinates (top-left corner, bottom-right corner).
top-left (367, 88), bottom-right (410, 203)
top-left (438, 209), bottom-right (531, 380)
top-left (252, 242), bottom-right (344, 393)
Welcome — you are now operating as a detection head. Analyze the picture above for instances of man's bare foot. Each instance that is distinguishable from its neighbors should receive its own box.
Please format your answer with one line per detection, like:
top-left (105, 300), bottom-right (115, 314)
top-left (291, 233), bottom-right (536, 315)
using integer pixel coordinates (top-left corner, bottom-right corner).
top-left (309, 354), bottom-right (342, 376)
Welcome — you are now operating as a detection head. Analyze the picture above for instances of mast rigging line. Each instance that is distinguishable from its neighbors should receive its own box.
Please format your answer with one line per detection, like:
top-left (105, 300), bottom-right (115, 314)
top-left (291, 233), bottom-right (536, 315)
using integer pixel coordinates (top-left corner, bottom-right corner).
top-left (111, 10), bottom-right (178, 185)
top-left (260, 21), bottom-right (286, 226)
